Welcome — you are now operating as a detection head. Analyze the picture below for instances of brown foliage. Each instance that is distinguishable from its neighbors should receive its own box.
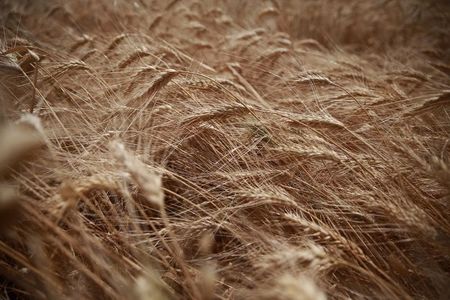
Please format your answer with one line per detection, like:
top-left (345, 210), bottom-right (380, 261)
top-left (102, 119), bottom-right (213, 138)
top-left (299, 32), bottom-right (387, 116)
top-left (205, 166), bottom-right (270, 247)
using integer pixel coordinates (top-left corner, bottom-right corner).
top-left (0, 0), bottom-right (449, 299)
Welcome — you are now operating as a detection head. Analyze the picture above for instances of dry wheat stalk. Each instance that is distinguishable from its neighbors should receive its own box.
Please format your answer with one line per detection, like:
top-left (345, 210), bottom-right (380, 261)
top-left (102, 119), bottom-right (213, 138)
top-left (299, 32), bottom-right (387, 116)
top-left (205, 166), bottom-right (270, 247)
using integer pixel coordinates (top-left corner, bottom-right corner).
top-left (182, 105), bottom-right (251, 126)
top-left (104, 33), bottom-right (128, 56)
top-left (117, 48), bottom-right (152, 69)
top-left (126, 69), bottom-right (178, 109)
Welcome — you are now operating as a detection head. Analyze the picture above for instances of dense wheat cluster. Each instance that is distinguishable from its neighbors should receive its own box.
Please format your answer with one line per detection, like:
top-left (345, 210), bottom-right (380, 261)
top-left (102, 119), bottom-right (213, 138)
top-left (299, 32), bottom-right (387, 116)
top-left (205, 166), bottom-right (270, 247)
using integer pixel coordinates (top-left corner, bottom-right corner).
top-left (0, 0), bottom-right (449, 299)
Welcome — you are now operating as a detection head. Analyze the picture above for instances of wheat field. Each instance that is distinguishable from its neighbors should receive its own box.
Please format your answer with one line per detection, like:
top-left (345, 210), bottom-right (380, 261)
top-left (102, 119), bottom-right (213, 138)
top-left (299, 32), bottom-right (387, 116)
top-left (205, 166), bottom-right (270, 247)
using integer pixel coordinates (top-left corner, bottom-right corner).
top-left (0, 0), bottom-right (449, 299)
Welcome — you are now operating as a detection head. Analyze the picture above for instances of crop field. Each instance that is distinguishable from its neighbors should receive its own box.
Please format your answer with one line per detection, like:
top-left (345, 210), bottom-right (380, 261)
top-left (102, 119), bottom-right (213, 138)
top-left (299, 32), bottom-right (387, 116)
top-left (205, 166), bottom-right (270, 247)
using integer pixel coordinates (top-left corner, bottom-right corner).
top-left (0, 0), bottom-right (449, 299)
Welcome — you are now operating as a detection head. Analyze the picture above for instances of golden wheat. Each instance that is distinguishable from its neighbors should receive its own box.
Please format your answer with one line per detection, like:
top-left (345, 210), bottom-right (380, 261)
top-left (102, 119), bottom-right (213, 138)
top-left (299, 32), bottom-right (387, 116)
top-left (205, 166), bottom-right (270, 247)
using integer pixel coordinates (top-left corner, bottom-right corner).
top-left (0, 0), bottom-right (449, 299)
